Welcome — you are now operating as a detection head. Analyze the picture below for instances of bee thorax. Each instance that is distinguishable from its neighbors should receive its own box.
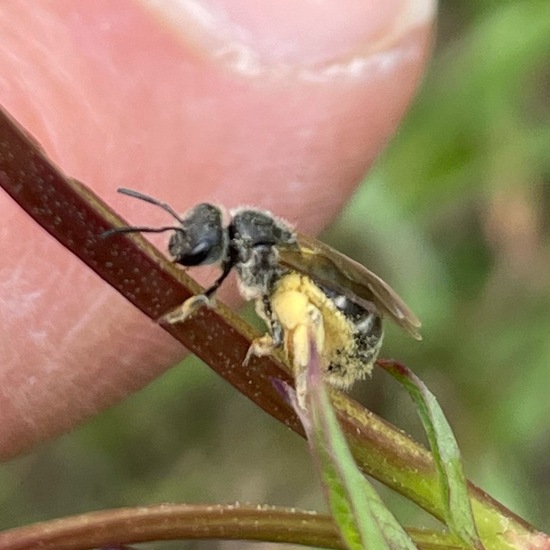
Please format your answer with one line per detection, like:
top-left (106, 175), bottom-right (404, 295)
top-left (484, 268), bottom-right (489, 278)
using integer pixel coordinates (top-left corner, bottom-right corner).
top-left (235, 245), bottom-right (284, 299)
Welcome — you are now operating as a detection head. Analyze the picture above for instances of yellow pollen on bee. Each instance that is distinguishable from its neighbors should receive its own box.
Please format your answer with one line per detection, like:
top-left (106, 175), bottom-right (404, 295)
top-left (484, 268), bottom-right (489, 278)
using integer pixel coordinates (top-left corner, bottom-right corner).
top-left (270, 289), bottom-right (310, 330)
top-left (268, 272), bottom-right (356, 372)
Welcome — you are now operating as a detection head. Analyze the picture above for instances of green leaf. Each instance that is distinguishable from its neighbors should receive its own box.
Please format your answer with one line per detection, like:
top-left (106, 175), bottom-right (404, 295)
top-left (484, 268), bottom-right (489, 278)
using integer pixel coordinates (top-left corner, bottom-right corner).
top-left (378, 360), bottom-right (483, 549)
top-left (287, 345), bottom-right (418, 550)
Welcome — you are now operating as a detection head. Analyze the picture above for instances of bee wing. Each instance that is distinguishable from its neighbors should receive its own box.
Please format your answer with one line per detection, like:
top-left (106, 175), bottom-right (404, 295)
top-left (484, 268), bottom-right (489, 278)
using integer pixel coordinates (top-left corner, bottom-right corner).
top-left (279, 233), bottom-right (422, 340)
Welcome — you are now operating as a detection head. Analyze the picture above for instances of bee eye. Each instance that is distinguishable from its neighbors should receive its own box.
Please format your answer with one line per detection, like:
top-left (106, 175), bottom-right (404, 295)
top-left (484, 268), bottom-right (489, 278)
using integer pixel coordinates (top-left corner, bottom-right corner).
top-left (180, 241), bottom-right (214, 266)
top-left (169, 235), bottom-right (217, 266)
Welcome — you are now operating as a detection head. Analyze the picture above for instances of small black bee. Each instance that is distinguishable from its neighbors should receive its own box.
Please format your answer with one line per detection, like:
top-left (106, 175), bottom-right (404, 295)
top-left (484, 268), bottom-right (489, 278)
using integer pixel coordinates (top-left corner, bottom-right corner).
top-left (104, 188), bottom-right (421, 395)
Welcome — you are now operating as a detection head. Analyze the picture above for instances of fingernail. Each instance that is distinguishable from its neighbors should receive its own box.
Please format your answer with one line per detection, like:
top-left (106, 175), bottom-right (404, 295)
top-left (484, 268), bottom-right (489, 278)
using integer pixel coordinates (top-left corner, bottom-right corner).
top-left (141, 0), bottom-right (435, 70)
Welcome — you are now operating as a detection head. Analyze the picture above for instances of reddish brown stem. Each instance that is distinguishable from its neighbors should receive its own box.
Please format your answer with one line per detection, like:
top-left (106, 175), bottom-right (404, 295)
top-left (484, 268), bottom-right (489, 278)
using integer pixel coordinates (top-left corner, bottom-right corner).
top-left (0, 106), bottom-right (541, 549)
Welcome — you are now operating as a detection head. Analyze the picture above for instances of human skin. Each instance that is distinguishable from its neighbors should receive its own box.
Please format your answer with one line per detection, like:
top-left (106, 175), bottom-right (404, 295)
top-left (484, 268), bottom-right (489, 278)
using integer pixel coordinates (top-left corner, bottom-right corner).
top-left (0, 0), bottom-right (435, 460)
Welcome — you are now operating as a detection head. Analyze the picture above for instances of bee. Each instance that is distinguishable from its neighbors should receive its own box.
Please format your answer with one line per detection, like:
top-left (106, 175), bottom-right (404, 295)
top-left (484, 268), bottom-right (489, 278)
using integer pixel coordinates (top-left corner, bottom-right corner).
top-left (104, 188), bottom-right (421, 398)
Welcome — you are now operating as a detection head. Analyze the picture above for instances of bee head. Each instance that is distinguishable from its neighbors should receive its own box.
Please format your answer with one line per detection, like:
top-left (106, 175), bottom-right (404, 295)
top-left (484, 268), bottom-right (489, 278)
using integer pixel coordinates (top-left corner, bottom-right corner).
top-left (168, 203), bottom-right (227, 266)
top-left (102, 189), bottom-right (228, 267)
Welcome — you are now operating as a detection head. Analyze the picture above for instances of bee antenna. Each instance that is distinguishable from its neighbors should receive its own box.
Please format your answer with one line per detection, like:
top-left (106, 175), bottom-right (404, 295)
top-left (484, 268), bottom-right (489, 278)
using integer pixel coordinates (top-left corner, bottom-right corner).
top-left (117, 188), bottom-right (184, 223)
top-left (101, 226), bottom-right (183, 239)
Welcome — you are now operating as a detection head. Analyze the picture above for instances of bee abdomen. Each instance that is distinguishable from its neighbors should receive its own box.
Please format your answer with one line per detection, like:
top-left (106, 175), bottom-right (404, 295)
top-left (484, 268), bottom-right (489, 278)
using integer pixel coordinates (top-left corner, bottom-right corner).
top-left (320, 288), bottom-right (384, 389)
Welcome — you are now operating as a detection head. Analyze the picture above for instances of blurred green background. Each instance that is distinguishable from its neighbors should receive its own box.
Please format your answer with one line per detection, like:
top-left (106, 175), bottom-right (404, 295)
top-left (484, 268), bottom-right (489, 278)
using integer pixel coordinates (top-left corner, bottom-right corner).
top-left (2, 1), bottom-right (550, 548)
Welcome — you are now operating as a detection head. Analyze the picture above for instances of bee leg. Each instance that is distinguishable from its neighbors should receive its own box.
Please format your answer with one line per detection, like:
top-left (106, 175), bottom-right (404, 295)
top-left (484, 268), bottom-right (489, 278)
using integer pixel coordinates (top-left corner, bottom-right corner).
top-left (161, 259), bottom-right (234, 324)
top-left (243, 294), bottom-right (285, 366)
top-left (243, 334), bottom-right (275, 366)
top-left (293, 304), bottom-right (325, 409)
top-left (243, 320), bottom-right (284, 367)
top-left (262, 294), bottom-right (285, 345)
top-left (162, 294), bottom-right (211, 324)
